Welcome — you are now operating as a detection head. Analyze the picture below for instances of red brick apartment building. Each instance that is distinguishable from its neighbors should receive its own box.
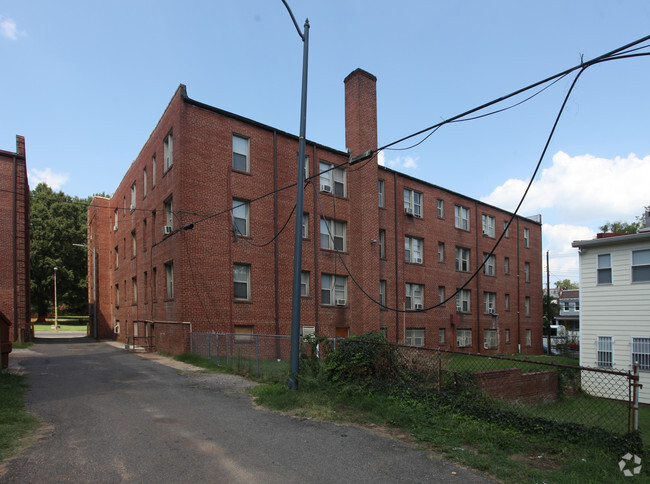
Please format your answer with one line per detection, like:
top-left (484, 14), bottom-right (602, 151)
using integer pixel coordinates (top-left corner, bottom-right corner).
top-left (0, 135), bottom-right (31, 343)
top-left (88, 69), bottom-right (543, 354)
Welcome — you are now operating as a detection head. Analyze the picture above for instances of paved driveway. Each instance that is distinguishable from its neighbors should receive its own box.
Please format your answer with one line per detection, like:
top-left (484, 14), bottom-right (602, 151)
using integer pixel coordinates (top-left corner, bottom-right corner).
top-left (3, 338), bottom-right (496, 483)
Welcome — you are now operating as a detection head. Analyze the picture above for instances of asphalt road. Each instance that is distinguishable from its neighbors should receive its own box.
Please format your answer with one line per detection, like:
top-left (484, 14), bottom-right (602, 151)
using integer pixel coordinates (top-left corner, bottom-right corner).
top-left (3, 336), bottom-right (496, 483)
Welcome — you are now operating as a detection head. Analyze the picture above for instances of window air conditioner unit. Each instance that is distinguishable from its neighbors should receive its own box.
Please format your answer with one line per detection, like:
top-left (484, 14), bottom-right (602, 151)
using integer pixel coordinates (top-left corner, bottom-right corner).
top-left (130, 204), bottom-right (135, 211)
top-left (488, 308), bottom-right (496, 315)
top-left (414, 257), bottom-right (422, 264)
top-left (414, 212), bottom-right (422, 218)
top-left (456, 305), bottom-right (462, 312)
top-left (320, 184), bottom-right (331, 193)
top-left (414, 303), bottom-right (424, 310)
top-left (113, 225), bottom-right (118, 231)
top-left (163, 225), bottom-right (172, 235)
top-left (404, 207), bottom-right (413, 215)
top-left (335, 298), bottom-right (347, 306)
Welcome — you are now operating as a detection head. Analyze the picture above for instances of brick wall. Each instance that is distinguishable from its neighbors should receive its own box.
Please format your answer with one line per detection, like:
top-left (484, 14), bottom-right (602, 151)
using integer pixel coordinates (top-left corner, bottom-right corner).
top-left (475, 368), bottom-right (558, 404)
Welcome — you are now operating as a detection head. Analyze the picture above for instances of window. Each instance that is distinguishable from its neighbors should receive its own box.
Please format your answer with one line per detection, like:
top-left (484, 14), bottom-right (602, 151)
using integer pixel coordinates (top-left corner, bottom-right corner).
top-left (114, 208), bottom-right (118, 230)
top-left (300, 154), bottom-right (310, 180)
top-left (115, 284), bottom-right (119, 308)
top-left (437, 199), bottom-right (444, 218)
top-left (234, 325), bottom-right (254, 343)
top-left (130, 183), bottom-right (136, 210)
top-left (163, 132), bottom-right (173, 172)
top-left (504, 257), bottom-right (510, 274)
top-left (456, 289), bottom-right (471, 312)
top-left (114, 246), bottom-right (119, 269)
top-left (525, 329), bottom-right (532, 347)
top-left (301, 271), bottom-right (309, 297)
top-left (457, 329), bottom-right (472, 348)
top-left (320, 162), bottom-right (346, 196)
top-left (406, 329), bottom-right (425, 347)
top-left (405, 236), bottom-right (423, 263)
top-left (143, 271), bottom-right (148, 303)
top-left (142, 218), bottom-right (147, 252)
top-left (378, 179), bottom-right (385, 207)
top-left (484, 329), bottom-right (497, 349)
top-left (525, 296), bottom-right (531, 316)
top-left (482, 214), bottom-right (495, 237)
top-left (233, 264), bottom-right (250, 300)
top-left (505, 293), bottom-right (510, 311)
top-left (403, 189), bottom-right (422, 217)
top-left (165, 261), bottom-right (174, 299)
top-left (524, 262), bottom-right (530, 282)
top-left (232, 199), bottom-right (250, 237)
top-left (597, 336), bottom-right (613, 368)
top-left (302, 213), bottom-right (309, 239)
top-left (597, 253), bottom-right (612, 284)
top-left (131, 231), bottom-right (136, 257)
top-left (232, 134), bottom-right (249, 172)
top-left (143, 167), bottom-right (147, 197)
top-left (454, 205), bottom-right (470, 231)
top-left (505, 329), bottom-right (511, 344)
top-left (131, 277), bottom-right (137, 305)
top-left (438, 286), bottom-right (445, 304)
top-left (152, 154), bottom-right (156, 187)
top-left (503, 220), bottom-right (510, 238)
top-left (438, 242), bottom-right (444, 262)
top-left (152, 267), bottom-right (157, 302)
top-left (632, 249), bottom-right (650, 282)
top-left (321, 274), bottom-right (347, 305)
top-left (483, 253), bottom-right (495, 276)
top-left (405, 283), bottom-right (424, 310)
top-left (523, 227), bottom-right (530, 248)
top-left (575, 301), bottom-right (580, 311)
top-left (455, 247), bottom-right (470, 272)
top-left (483, 292), bottom-right (496, 314)
top-left (379, 229), bottom-right (386, 258)
top-left (632, 337), bottom-right (650, 370)
top-left (563, 301), bottom-right (570, 311)
top-left (320, 217), bottom-right (346, 251)
top-left (439, 328), bottom-right (446, 344)
top-left (164, 196), bottom-right (173, 231)
top-left (379, 280), bottom-right (386, 306)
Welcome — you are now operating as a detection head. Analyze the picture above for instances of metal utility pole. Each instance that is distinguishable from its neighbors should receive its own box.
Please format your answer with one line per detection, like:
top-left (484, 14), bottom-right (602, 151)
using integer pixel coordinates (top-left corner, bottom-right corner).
top-left (546, 251), bottom-right (551, 354)
top-left (283, 0), bottom-right (309, 391)
top-left (53, 267), bottom-right (58, 330)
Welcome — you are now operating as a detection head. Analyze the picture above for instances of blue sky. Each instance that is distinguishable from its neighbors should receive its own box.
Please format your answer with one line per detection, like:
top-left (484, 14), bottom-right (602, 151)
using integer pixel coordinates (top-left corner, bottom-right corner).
top-left (2, 1), bottom-right (650, 285)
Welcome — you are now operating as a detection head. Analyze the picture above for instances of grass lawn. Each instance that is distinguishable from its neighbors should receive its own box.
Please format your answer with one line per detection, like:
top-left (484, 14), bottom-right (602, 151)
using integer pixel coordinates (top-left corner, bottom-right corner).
top-left (32, 316), bottom-right (88, 333)
top-left (0, 373), bottom-right (40, 465)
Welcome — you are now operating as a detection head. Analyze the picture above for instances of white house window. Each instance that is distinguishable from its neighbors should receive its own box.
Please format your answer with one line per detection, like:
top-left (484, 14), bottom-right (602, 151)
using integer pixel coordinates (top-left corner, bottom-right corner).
top-left (438, 242), bottom-right (444, 262)
top-left (320, 217), bottom-right (346, 251)
top-left (130, 182), bottom-right (136, 210)
top-left (455, 247), bottom-right (470, 272)
top-left (114, 246), bottom-right (119, 268)
top-left (632, 249), bottom-right (650, 283)
top-left (378, 179), bottom-right (385, 207)
top-left (524, 262), bottom-right (530, 282)
top-left (405, 236), bottom-right (423, 263)
top-left (456, 289), bottom-right (471, 312)
top-left (523, 227), bottom-right (530, 248)
top-left (164, 196), bottom-right (173, 230)
top-left (301, 271), bottom-right (309, 297)
top-left (320, 162), bottom-right (346, 196)
top-left (163, 132), bottom-right (173, 172)
top-left (439, 328), bottom-right (446, 344)
top-left (152, 154), bottom-right (157, 187)
top-left (405, 283), bottom-right (424, 310)
top-left (505, 328), bottom-right (511, 343)
top-left (143, 167), bottom-right (147, 197)
top-left (457, 329), bottom-right (472, 348)
top-left (597, 253), bottom-right (612, 284)
top-left (504, 257), bottom-right (510, 274)
top-left (483, 253), bottom-right (495, 276)
top-left (574, 301), bottom-right (580, 311)
top-left (232, 199), bottom-right (250, 237)
top-left (483, 292), bottom-right (496, 314)
top-left (404, 189), bottom-right (422, 217)
top-left (321, 274), bottom-right (347, 305)
top-left (233, 264), bottom-right (251, 300)
top-left (597, 336), bottom-right (613, 368)
top-left (482, 214), bottom-right (495, 237)
top-left (114, 208), bottom-right (118, 229)
top-left (131, 231), bottom-right (136, 257)
top-left (379, 280), bottom-right (386, 306)
top-left (165, 261), bottom-right (174, 299)
top-left (564, 301), bottom-right (570, 311)
top-left (632, 337), bottom-right (650, 370)
top-left (406, 328), bottom-right (425, 347)
top-left (233, 134), bottom-right (249, 172)
top-left (131, 277), bottom-right (137, 305)
top-left (379, 229), bottom-right (386, 258)
top-left (503, 220), bottom-right (510, 238)
top-left (454, 205), bottom-right (470, 231)
top-left (484, 329), bottom-right (497, 349)
top-left (302, 213), bottom-right (309, 239)
top-left (525, 296), bottom-right (531, 316)
top-left (525, 329), bottom-right (532, 347)
top-left (437, 199), bottom-right (444, 218)
top-left (438, 286), bottom-right (445, 304)
top-left (299, 154), bottom-right (310, 180)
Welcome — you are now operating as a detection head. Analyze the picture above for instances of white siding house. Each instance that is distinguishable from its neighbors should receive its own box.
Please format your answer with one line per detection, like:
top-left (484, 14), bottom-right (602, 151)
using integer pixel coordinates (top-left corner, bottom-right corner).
top-left (572, 230), bottom-right (650, 403)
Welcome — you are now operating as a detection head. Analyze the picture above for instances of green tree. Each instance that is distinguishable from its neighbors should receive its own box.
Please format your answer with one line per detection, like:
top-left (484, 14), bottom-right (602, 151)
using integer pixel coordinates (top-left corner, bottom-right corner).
top-left (554, 279), bottom-right (579, 290)
top-left (30, 183), bottom-right (91, 319)
top-left (599, 205), bottom-right (649, 234)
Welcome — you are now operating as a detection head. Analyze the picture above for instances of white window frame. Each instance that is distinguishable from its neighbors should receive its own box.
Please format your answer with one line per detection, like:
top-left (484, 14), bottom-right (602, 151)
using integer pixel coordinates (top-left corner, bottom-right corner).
top-left (632, 337), bottom-right (650, 371)
top-left (457, 329), bottom-right (472, 348)
top-left (143, 166), bottom-right (147, 197)
top-left (523, 227), bottom-right (530, 248)
top-left (597, 253), bottom-right (612, 285)
top-left (526, 329), bottom-right (532, 347)
top-left (301, 271), bottom-right (309, 297)
top-left (131, 230), bottom-right (136, 257)
top-left (483, 292), bottom-right (496, 314)
top-left (597, 335), bottom-right (613, 368)
top-left (152, 154), bottom-right (157, 187)
top-left (438, 285), bottom-right (445, 304)
top-left (233, 263), bottom-right (251, 301)
top-left (456, 289), bottom-right (471, 313)
top-left (130, 182), bottom-right (136, 210)
top-left (455, 247), bottom-right (470, 272)
top-left (164, 196), bottom-right (173, 230)
top-left (484, 329), bottom-right (497, 349)
top-left (439, 328), bottom-right (446, 345)
top-left (232, 199), bottom-right (250, 237)
top-left (524, 262), bottom-right (530, 282)
top-left (165, 261), bottom-right (174, 299)
top-left (438, 242), bottom-right (444, 262)
top-left (455, 205), bottom-right (470, 231)
top-left (525, 296), bottom-right (531, 317)
top-left (114, 208), bottom-right (118, 230)
top-left (504, 257), bottom-right (510, 274)
top-left (379, 279), bottom-right (386, 306)
top-left (378, 179), bottom-right (385, 208)
top-left (321, 274), bottom-right (347, 306)
top-left (379, 229), bottom-right (386, 258)
top-left (503, 219), bottom-right (510, 238)
top-left (406, 328), bottom-right (425, 347)
top-left (405, 236), bottom-right (423, 264)
top-left (163, 132), bottom-right (173, 172)
top-left (631, 249), bottom-right (650, 283)
top-left (320, 162), bottom-right (346, 197)
top-left (132, 277), bottom-right (137, 305)
top-left (405, 283), bottom-right (424, 310)
top-left (320, 217), bottom-right (346, 251)
top-left (233, 134), bottom-right (249, 172)
top-left (482, 214), bottom-right (495, 237)
top-left (505, 328), bottom-right (511, 344)
top-left (437, 199), bottom-right (444, 218)
top-left (483, 253), bottom-right (495, 276)
top-left (404, 189), bottom-right (423, 217)
top-left (302, 213), bottom-right (309, 239)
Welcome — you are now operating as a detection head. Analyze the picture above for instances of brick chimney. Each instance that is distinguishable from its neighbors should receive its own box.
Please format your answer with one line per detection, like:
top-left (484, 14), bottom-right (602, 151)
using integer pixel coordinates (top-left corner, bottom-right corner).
top-left (344, 69), bottom-right (378, 156)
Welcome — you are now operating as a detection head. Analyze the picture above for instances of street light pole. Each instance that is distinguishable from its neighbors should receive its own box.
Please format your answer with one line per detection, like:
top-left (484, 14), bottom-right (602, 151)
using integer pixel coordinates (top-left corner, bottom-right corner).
top-left (283, 0), bottom-right (309, 391)
top-left (53, 267), bottom-right (58, 330)
top-left (74, 243), bottom-right (97, 339)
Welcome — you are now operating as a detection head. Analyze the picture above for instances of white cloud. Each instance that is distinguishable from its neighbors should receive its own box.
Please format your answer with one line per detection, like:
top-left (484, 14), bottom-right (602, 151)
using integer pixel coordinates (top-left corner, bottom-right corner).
top-left (29, 168), bottom-right (69, 191)
top-left (378, 152), bottom-right (419, 172)
top-left (0, 16), bottom-right (22, 40)
top-left (543, 223), bottom-right (596, 284)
